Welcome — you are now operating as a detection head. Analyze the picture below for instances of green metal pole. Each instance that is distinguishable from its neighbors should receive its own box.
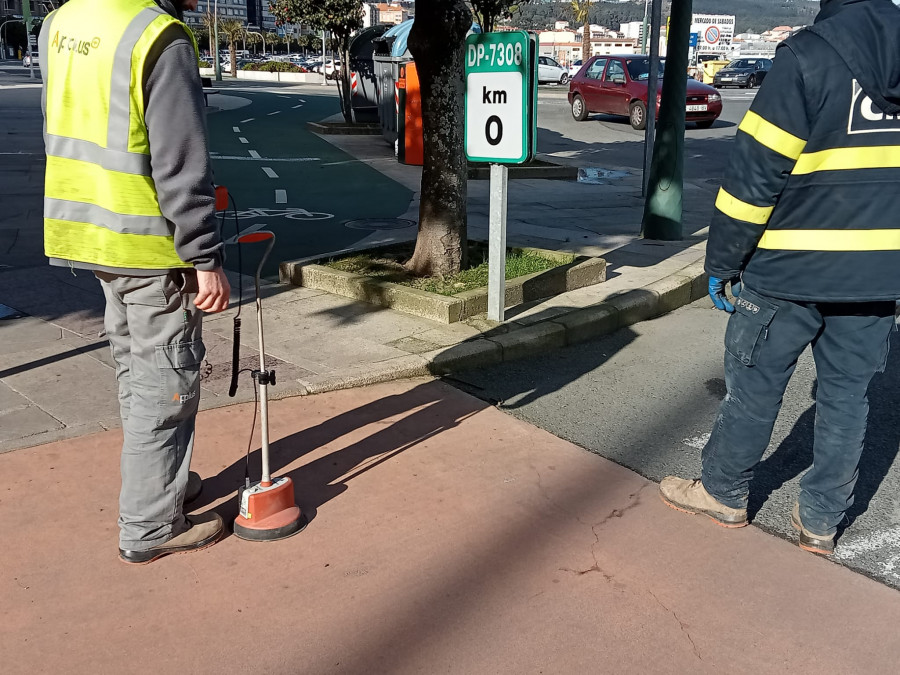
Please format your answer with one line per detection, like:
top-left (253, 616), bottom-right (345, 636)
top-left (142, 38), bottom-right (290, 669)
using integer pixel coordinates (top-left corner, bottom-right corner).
top-left (22, 0), bottom-right (34, 79)
top-left (641, 0), bottom-right (648, 54)
top-left (641, 0), bottom-right (692, 241)
top-left (213, 0), bottom-right (222, 81)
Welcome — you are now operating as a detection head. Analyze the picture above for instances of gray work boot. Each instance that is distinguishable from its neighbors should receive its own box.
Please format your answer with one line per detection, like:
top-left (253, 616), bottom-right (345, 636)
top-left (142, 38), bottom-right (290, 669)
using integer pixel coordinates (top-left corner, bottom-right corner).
top-left (119, 511), bottom-right (224, 565)
top-left (659, 477), bottom-right (748, 528)
top-left (791, 502), bottom-right (835, 556)
top-left (185, 471), bottom-right (203, 504)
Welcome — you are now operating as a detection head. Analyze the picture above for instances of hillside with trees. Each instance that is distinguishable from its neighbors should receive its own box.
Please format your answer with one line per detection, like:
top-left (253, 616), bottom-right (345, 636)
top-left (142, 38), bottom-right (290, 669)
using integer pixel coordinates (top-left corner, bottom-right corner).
top-left (512, 1), bottom-right (819, 35)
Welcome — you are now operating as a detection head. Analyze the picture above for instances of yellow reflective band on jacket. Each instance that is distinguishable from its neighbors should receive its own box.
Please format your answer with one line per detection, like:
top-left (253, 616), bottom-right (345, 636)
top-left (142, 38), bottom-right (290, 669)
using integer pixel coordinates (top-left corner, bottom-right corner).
top-left (45, 219), bottom-right (182, 269)
top-left (758, 229), bottom-right (900, 251)
top-left (715, 188), bottom-right (774, 225)
top-left (793, 146), bottom-right (900, 175)
top-left (738, 110), bottom-right (807, 161)
top-left (41, 0), bottom-right (198, 271)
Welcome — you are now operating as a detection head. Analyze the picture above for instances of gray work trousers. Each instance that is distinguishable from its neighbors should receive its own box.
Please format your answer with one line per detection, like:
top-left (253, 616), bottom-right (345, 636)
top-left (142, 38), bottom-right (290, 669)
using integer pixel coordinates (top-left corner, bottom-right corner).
top-left (96, 271), bottom-right (205, 551)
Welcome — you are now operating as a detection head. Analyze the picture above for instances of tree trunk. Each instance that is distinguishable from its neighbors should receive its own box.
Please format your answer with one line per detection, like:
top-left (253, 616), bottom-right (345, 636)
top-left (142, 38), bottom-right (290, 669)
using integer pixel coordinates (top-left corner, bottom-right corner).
top-left (582, 19), bottom-right (590, 62)
top-left (338, 41), bottom-right (353, 123)
top-left (406, 0), bottom-right (472, 277)
top-left (230, 43), bottom-right (236, 78)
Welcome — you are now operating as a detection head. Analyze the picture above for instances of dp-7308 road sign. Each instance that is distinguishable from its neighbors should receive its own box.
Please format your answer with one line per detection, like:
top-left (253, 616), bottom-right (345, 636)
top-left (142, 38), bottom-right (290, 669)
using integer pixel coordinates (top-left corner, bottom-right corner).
top-left (465, 31), bottom-right (536, 164)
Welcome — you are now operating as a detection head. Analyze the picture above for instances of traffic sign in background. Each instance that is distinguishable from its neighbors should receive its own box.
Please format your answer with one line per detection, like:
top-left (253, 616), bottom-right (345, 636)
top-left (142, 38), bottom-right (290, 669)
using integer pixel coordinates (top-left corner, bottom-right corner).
top-left (465, 31), bottom-right (535, 164)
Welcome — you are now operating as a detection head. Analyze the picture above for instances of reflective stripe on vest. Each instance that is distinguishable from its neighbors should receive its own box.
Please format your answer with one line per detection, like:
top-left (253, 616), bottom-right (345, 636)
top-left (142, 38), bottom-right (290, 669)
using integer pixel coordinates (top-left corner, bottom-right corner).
top-left (42, 0), bottom-right (197, 269)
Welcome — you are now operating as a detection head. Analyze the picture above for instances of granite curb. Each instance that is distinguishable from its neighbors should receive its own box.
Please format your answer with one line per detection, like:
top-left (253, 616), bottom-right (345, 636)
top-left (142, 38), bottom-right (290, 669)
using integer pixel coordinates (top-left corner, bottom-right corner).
top-left (296, 259), bottom-right (708, 395)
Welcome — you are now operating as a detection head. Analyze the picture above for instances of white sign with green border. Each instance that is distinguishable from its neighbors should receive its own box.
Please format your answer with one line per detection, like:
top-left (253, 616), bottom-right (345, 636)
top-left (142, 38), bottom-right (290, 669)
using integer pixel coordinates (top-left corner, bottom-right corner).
top-left (465, 31), bottom-right (536, 164)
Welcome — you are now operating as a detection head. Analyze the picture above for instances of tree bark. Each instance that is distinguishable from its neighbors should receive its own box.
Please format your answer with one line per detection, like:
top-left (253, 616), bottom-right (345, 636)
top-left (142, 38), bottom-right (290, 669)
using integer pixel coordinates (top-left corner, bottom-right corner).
top-left (338, 41), bottom-right (353, 122)
top-left (406, 0), bottom-right (471, 277)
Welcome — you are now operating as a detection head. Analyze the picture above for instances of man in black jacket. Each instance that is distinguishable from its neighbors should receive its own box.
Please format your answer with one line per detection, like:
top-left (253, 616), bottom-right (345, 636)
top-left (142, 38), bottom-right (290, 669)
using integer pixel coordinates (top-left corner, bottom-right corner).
top-left (659, 0), bottom-right (900, 555)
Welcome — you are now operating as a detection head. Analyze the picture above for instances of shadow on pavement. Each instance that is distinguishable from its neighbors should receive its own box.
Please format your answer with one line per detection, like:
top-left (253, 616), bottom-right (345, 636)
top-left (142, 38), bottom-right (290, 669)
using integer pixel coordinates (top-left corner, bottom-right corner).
top-left (194, 380), bottom-right (487, 535)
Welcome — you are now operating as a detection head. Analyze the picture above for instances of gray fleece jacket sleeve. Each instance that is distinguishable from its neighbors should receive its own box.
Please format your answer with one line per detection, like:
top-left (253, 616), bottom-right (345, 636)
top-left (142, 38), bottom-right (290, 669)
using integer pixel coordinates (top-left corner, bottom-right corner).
top-left (143, 24), bottom-right (223, 271)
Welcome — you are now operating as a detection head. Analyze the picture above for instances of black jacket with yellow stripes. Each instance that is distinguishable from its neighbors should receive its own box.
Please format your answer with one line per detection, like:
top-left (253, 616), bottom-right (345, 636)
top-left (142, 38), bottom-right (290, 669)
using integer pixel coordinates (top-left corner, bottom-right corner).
top-left (706, 0), bottom-right (900, 302)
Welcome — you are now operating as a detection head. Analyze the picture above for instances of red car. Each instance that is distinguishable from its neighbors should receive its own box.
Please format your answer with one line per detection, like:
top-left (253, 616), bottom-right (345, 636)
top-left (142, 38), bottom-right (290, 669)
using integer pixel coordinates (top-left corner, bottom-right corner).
top-left (568, 55), bottom-right (723, 130)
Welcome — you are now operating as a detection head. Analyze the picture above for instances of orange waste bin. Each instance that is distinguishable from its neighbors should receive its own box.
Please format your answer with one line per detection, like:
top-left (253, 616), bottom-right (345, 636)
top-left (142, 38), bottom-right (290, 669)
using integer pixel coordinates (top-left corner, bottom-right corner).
top-left (397, 62), bottom-right (423, 166)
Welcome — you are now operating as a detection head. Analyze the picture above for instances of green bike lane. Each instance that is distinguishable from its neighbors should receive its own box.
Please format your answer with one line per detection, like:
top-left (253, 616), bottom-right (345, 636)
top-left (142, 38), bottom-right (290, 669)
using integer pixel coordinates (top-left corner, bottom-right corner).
top-left (205, 88), bottom-right (413, 277)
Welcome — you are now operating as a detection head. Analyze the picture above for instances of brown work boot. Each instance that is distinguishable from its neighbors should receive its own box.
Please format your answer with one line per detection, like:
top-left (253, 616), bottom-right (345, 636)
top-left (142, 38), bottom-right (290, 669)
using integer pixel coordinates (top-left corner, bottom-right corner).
top-left (791, 502), bottom-right (835, 556)
top-left (659, 477), bottom-right (748, 528)
top-left (119, 511), bottom-right (224, 565)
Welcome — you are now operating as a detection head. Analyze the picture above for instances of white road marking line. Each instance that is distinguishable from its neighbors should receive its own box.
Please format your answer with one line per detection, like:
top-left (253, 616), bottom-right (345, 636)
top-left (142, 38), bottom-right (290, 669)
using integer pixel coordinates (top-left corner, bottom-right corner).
top-left (291, 104), bottom-right (303, 109)
top-left (232, 126), bottom-right (241, 132)
top-left (267, 110), bottom-right (282, 116)
top-left (240, 118), bottom-right (254, 123)
top-left (278, 95), bottom-right (291, 99)
top-left (211, 155), bottom-right (320, 162)
top-left (239, 137), bottom-right (249, 144)
top-left (262, 167), bottom-right (279, 178)
top-left (297, 99), bottom-right (305, 103)
top-left (249, 150), bottom-right (261, 158)
top-left (274, 189), bottom-right (287, 204)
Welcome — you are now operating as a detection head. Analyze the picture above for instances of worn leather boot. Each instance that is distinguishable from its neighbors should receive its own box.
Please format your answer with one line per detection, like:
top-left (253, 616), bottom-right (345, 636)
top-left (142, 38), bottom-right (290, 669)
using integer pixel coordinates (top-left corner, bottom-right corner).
top-left (119, 511), bottom-right (224, 565)
top-left (185, 471), bottom-right (203, 504)
top-left (791, 502), bottom-right (835, 555)
top-left (659, 477), bottom-right (748, 528)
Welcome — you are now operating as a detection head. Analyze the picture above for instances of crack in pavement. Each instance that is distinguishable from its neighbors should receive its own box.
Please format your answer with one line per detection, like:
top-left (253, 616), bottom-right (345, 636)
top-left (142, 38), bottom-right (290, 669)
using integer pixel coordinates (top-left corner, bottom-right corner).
top-left (647, 589), bottom-right (702, 661)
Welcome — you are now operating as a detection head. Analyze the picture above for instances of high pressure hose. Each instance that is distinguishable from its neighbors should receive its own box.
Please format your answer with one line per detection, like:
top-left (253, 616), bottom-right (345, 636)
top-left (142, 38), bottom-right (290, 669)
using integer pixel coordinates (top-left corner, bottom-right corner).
top-left (227, 192), bottom-right (244, 398)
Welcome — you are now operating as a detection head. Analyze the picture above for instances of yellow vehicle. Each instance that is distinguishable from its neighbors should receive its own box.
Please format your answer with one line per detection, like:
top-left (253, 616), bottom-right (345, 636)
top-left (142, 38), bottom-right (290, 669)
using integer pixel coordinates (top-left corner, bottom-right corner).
top-left (701, 59), bottom-right (731, 85)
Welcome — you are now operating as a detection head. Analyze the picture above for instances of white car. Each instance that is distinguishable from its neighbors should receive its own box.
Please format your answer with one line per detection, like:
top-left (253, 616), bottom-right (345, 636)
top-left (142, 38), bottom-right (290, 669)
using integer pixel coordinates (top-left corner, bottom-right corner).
top-left (537, 55), bottom-right (569, 85)
top-left (568, 60), bottom-right (584, 78)
top-left (323, 59), bottom-right (342, 80)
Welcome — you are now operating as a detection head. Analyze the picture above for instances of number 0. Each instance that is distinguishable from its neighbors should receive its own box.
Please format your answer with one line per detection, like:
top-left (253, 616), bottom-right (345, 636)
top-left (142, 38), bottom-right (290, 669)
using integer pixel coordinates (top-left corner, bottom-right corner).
top-left (486, 115), bottom-right (503, 146)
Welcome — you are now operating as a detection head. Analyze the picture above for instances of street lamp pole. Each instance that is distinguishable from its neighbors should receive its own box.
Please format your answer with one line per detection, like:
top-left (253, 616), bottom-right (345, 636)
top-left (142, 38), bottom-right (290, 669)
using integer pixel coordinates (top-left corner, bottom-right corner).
top-left (22, 1), bottom-right (34, 79)
top-left (213, 0), bottom-right (222, 81)
top-left (248, 26), bottom-right (265, 56)
top-left (320, 29), bottom-right (326, 86)
top-left (641, 0), bottom-right (649, 54)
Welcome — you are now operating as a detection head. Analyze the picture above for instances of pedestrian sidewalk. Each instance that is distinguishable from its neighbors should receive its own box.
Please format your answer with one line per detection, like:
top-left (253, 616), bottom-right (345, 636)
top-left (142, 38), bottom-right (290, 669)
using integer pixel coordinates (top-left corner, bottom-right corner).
top-left (3, 379), bottom-right (899, 674)
top-left (0, 82), bottom-right (715, 452)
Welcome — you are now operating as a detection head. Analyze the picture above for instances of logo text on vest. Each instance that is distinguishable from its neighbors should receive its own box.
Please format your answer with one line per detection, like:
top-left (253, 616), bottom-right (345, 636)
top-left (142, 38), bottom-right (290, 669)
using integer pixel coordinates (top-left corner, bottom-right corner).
top-left (51, 31), bottom-right (101, 57)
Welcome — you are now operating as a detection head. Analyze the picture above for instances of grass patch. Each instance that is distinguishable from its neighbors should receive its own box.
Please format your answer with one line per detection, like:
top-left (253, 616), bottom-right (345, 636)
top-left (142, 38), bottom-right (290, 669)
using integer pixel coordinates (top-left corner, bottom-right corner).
top-left (325, 242), bottom-right (574, 296)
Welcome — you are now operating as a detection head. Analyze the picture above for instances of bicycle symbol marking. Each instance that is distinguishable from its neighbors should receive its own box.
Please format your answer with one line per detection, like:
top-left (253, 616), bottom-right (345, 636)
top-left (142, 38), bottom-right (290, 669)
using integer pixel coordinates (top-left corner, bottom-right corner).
top-left (233, 207), bottom-right (334, 221)
top-left (223, 207), bottom-right (335, 245)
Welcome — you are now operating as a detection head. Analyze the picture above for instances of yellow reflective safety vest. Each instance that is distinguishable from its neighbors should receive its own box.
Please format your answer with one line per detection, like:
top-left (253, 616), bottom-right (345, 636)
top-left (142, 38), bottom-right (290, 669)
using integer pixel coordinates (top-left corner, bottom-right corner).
top-left (40, 0), bottom-right (198, 270)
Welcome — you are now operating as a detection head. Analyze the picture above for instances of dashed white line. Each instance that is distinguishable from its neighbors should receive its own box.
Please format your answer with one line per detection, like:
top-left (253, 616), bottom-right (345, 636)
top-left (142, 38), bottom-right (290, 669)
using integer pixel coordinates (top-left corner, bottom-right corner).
top-left (213, 155), bottom-right (319, 162)
top-left (239, 137), bottom-right (249, 144)
top-left (297, 99), bottom-right (305, 103)
top-left (262, 167), bottom-right (279, 178)
top-left (232, 126), bottom-right (241, 132)
top-left (274, 189), bottom-right (287, 204)
top-left (278, 95), bottom-right (291, 99)
top-left (240, 118), bottom-right (254, 123)
top-left (267, 111), bottom-right (282, 116)
top-left (291, 104), bottom-right (303, 109)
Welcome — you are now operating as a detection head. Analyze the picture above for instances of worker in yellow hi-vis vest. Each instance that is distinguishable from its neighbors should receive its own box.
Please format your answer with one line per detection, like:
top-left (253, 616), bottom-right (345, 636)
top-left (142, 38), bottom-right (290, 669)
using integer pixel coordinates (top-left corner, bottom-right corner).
top-left (39, 0), bottom-right (228, 564)
top-left (660, 0), bottom-right (900, 557)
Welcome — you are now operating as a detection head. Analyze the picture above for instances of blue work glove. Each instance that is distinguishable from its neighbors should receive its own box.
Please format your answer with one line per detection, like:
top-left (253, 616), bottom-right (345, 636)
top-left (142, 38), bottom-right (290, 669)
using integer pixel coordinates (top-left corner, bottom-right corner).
top-left (708, 276), bottom-right (742, 313)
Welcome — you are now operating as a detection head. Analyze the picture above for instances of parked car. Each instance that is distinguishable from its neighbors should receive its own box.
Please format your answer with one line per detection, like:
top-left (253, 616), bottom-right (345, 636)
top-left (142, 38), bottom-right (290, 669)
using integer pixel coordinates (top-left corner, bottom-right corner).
top-left (323, 59), bottom-right (342, 80)
top-left (568, 55), bottom-right (723, 130)
top-left (538, 55), bottom-right (569, 85)
top-left (23, 52), bottom-right (38, 68)
top-left (713, 57), bottom-right (773, 89)
top-left (568, 59), bottom-right (583, 79)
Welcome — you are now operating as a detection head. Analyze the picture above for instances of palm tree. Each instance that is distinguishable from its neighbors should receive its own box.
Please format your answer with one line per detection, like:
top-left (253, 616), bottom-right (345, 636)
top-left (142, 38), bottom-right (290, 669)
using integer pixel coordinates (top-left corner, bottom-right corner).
top-left (571, 0), bottom-right (592, 64)
top-left (219, 19), bottom-right (245, 76)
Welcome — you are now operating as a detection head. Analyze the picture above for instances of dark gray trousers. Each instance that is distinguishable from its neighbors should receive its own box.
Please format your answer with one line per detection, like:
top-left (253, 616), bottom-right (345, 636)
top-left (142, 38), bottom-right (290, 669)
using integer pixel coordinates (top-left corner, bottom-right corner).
top-left (701, 285), bottom-right (895, 536)
top-left (96, 271), bottom-right (205, 551)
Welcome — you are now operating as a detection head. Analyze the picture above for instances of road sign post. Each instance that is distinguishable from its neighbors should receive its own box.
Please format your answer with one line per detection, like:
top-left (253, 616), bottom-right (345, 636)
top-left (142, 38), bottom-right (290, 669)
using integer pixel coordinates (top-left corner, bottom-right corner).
top-left (465, 31), bottom-right (536, 322)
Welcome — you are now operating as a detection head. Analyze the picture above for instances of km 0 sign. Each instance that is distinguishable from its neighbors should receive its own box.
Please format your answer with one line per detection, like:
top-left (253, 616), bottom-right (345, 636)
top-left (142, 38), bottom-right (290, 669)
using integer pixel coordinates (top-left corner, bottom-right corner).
top-left (465, 31), bottom-right (536, 164)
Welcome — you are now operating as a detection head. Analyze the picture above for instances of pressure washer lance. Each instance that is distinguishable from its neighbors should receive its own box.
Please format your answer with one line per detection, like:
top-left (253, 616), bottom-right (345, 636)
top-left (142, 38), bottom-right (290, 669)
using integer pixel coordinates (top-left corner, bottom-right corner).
top-left (227, 224), bottom-right (307, 541)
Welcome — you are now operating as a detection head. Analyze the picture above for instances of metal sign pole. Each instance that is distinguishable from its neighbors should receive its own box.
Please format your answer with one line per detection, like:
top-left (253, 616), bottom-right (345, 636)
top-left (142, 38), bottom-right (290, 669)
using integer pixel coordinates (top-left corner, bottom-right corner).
top-left (22, 0), bottom-right (34, 79)
top-left (487, 163), bottom-right (508, 322)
